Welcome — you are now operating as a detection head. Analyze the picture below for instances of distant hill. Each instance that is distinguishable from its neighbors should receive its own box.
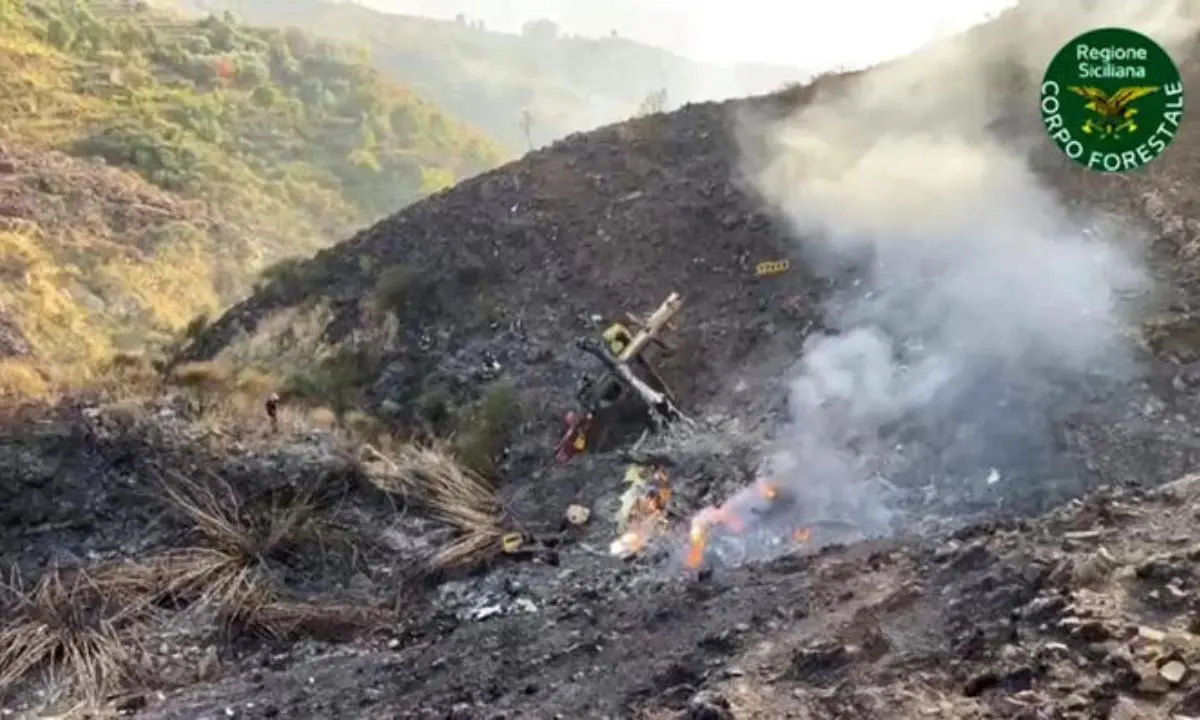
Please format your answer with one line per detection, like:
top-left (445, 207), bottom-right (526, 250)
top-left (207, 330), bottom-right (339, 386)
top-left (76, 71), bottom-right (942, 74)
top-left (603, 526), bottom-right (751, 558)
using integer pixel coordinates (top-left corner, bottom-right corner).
top-left (0, 0), bottom-right (500, 397)
top-left (175, 0), bottom-right (806, 153)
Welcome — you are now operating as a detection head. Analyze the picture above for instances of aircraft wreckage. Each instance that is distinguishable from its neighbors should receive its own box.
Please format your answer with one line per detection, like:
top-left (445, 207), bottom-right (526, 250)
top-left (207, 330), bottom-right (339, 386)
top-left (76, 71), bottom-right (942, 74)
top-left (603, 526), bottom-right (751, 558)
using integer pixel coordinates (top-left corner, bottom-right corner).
top-left (555, 292), bottom-right (694, 462)
top-left (534, 291), bottom-right (848, 569)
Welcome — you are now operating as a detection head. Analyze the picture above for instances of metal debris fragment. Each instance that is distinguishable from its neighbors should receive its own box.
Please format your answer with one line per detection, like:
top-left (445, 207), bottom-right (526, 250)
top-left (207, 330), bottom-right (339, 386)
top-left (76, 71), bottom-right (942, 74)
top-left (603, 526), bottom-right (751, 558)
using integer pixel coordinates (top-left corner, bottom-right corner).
top-left (565, 504), bottom-right (590, 526)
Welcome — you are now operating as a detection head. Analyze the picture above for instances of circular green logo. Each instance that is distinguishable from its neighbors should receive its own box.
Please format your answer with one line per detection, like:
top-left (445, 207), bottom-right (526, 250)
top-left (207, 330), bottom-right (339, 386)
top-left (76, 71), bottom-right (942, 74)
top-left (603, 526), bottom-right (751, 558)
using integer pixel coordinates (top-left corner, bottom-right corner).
top-left (1040, 27), bottom-right (1185, 173)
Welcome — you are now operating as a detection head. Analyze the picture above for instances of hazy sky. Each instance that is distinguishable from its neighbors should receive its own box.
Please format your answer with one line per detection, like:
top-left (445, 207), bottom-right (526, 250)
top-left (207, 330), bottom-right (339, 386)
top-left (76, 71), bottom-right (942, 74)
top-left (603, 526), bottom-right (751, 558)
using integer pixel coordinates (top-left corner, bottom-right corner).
top-left (357, 0), bottom-right (1019, 67)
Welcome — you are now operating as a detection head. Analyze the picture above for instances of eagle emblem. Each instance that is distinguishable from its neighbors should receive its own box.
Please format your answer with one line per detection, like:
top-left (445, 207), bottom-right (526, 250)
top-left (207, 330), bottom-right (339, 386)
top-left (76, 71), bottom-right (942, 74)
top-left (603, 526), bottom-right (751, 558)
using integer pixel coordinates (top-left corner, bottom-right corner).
top-left (1067, 85), bottom-right (1160, 138)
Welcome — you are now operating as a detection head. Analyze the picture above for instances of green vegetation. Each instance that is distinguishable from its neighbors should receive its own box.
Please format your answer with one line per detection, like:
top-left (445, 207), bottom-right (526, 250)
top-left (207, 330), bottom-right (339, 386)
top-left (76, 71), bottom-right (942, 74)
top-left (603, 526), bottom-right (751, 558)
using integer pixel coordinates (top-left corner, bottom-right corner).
top-left (451, 378), bottom-right (521, 476)
top-left (175, 0), bottom-right (801, 154)
top-left (374, 263), bottom-right (422, 318)
top-left (0, 0), bottom-right (501, 397)
top-left (18, 0), bottom-right (499, 212)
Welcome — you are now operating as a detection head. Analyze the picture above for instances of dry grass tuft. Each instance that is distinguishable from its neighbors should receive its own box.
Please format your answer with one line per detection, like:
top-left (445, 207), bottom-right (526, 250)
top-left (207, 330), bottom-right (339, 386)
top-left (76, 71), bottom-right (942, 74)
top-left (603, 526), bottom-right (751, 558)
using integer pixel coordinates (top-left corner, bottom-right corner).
top-left (151, 471), bottom-right (323, 628)
top-left (98, 548), bottom-right (385, 644)
top-left (141, 547), bottom-right (263, 615)
top-left (0, 488), bottom-right (381, 705)
top-left (357, 443), bottom-right (413, 497)
top-left (390, 442), bottom-right (506, 569)
top-left (250, 600), bottom-right (390, 641)
top-left (158, 470), bottom-right (316, 564)
top-left (0, 565), bottom-right (151, 702)
top-left (150, 471), bottom-right (385, 639)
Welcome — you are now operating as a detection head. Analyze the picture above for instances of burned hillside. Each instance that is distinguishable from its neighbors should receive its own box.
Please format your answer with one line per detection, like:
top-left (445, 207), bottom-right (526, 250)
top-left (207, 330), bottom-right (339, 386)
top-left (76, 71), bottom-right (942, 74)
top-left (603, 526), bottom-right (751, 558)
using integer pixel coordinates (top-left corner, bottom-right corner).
top-left (180, 98), bottom-right (823, 421)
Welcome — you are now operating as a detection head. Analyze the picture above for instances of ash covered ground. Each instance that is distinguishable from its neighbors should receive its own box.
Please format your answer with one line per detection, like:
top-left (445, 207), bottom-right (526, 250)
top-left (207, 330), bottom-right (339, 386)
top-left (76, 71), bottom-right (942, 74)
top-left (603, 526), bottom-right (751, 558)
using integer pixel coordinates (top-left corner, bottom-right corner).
top-left (6, 2), bottom-right (1200, 718)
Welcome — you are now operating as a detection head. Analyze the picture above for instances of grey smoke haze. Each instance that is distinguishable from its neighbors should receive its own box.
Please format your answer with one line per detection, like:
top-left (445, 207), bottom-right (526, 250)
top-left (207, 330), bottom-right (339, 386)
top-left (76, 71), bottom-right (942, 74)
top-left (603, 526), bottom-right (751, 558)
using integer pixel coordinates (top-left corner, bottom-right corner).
top-left (338, 0), bottom-right (1023, 151)
top-left (189, 0), bottom-right (810, 152)
top-left (728, 0), bottom-right (1199, 540)
top-left (355, 0), bottom-right (1017, 67)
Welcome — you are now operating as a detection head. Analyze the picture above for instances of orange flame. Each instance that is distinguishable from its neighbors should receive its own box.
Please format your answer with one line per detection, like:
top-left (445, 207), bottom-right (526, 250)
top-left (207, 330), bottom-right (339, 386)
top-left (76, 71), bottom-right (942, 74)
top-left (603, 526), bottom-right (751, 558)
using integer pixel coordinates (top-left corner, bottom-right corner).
top-left (612, 466), bottom-right (674, 559)
top-left (684, 522), bottom-right (708, 569)
top-left (683, 506), bottom-right (745, 569)
top-left (681, 477), bottom-right (812, 570)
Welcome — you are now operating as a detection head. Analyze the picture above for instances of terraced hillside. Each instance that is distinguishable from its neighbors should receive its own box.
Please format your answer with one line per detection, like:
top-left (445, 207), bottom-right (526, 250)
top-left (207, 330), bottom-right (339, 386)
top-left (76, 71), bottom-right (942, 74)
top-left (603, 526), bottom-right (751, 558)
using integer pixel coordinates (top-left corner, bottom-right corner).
top-left (0, 0), bottom-right (499, 397)
top-left (176, 0), bottom-right (805, 153)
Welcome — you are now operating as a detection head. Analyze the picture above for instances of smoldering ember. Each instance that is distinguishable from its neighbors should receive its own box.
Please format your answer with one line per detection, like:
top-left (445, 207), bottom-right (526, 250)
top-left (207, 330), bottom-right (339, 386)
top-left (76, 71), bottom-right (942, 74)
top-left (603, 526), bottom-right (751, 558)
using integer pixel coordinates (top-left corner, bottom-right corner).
top-left (3, 2), bottom-right (1200, 720)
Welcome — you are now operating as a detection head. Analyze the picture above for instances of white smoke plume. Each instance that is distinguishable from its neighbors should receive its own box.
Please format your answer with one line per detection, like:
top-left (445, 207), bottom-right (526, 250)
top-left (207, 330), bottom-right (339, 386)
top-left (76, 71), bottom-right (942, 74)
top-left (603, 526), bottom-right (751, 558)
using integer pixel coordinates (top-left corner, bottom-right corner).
top-left (720, 0), bottom-right (1198, 548)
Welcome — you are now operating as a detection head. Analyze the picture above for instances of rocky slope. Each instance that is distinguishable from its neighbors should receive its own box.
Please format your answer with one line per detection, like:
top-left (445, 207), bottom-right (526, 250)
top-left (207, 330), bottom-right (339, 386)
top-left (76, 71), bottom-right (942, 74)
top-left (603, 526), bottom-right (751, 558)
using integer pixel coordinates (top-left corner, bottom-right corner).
top-left (180, 5), bottom-right (1200, 518)
top-left (7, 2), bottom-right (1200, 718)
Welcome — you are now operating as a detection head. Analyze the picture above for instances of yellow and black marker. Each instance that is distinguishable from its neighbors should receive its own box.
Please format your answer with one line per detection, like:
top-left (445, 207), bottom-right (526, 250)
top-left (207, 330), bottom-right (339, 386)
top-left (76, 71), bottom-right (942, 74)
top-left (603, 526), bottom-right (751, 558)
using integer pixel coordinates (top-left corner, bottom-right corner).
top-left (500, 533), bottom-right (526, 553)
top-left (602, 322), bottom-right (634, 356)
top-left (755, 259), bottom-right (790, 277)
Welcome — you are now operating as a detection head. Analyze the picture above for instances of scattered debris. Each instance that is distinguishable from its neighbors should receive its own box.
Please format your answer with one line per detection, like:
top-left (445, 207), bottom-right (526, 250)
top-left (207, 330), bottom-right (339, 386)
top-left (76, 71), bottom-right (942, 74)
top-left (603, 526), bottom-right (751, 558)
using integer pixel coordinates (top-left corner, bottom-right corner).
top-left (501, 533), bottom-right (525, 553)
top-left (754, 259), bottom-right (790, 276)
top-left (1159, 660), bottom-right (1187, 684)
top-left (564, 504), bottom-right (590, 526)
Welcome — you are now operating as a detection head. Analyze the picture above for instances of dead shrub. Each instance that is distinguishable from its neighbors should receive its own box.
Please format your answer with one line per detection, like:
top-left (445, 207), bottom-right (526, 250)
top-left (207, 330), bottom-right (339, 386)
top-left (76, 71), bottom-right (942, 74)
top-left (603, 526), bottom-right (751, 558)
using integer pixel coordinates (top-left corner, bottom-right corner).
top-left (0, 565), bottom-right (152, 702)
top-left (160, 471), bottom-right (316, 566)
top-left (150, 475), bottom-right (386, 640)
top-left (391, 442), bottom-right (505, 569)
top-left (108, 550), bottom-right (349, 642)
top-left (152, 471), bottom-right (319, 621)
